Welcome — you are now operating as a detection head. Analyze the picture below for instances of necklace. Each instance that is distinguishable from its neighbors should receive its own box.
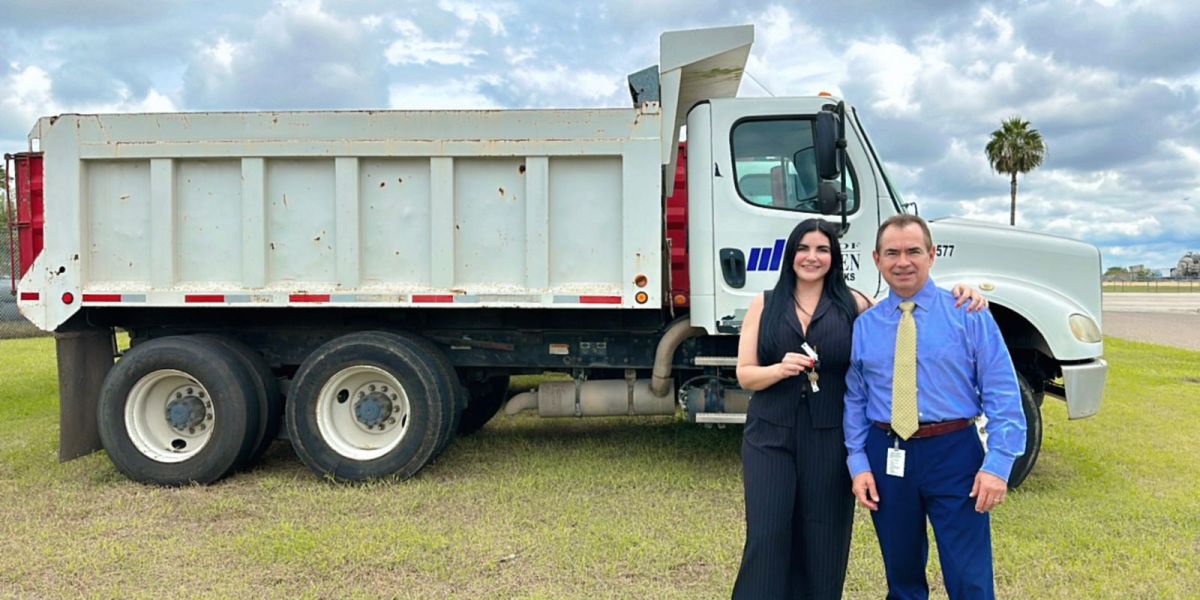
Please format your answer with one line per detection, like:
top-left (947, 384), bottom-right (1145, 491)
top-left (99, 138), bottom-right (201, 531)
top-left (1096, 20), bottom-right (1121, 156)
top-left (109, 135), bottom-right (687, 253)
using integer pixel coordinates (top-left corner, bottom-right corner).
top-left (794, 297), bottom-right (816, 316)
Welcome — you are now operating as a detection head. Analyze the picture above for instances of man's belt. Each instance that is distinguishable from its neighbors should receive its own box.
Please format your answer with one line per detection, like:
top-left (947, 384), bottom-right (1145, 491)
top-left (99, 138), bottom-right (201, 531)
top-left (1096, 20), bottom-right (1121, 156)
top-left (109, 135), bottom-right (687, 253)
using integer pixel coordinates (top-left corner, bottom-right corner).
top-left (874, 419), bottom-right (973, 439)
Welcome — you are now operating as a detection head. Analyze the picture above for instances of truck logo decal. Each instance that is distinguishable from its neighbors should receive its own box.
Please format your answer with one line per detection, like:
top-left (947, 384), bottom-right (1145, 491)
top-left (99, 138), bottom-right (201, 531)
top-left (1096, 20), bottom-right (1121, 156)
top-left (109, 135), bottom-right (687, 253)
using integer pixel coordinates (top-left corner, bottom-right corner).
top-left (747, 239), bottom-right (786, 272)
top-left (747, 239), bottom-right (862, 281)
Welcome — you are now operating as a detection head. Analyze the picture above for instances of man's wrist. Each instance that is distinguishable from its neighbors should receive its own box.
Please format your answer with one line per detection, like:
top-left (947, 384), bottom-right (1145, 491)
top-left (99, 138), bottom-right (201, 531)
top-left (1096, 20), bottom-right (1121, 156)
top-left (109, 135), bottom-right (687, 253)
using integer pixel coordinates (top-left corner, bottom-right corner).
top-left (981, 454), bottom-right (1015, 483)
top-left (848, 452), bottom-right (871, 478)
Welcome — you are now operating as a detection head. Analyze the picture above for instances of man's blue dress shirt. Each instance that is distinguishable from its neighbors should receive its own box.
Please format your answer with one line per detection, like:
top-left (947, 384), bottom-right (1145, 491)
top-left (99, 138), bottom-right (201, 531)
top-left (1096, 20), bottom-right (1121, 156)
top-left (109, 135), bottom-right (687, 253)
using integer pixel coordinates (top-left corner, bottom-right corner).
top-left (844, 278), bottom-right (1027, 481)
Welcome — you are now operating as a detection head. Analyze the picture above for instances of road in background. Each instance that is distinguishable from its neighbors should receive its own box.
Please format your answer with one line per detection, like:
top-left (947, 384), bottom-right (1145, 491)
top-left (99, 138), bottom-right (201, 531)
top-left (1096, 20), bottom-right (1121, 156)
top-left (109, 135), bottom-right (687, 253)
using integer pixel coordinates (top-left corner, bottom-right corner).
top-left (1102, 293), bottom-right (1200, 351)
top-left (1102, 293), bottom-right (1200, 314)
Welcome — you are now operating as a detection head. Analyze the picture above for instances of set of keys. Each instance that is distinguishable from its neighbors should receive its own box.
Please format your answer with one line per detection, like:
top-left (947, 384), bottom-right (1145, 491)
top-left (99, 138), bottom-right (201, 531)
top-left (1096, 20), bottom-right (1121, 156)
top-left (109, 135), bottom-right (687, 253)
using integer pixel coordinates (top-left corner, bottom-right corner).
top-left (801, 342), bottom-right (820, 393)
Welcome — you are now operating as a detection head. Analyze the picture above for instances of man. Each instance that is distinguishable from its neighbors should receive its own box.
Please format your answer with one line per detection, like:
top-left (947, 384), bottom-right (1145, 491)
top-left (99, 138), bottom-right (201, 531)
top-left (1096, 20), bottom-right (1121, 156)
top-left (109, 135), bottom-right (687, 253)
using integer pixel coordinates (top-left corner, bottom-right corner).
top-left (843, 214), bottom-right (1026, 599)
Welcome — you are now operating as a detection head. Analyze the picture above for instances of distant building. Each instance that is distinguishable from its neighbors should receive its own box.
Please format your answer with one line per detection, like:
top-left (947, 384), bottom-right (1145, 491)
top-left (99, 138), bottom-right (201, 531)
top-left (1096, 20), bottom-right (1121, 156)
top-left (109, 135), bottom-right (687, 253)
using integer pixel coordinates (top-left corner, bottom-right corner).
top-left (1170, 252), bottom-right (1200, 279)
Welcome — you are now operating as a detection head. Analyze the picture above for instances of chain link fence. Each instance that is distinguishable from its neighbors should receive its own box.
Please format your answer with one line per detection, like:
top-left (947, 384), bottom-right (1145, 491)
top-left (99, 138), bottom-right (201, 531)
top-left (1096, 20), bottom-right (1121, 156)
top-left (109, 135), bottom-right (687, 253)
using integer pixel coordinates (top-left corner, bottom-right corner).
top-left (1, 236), bottom-right (44, 339)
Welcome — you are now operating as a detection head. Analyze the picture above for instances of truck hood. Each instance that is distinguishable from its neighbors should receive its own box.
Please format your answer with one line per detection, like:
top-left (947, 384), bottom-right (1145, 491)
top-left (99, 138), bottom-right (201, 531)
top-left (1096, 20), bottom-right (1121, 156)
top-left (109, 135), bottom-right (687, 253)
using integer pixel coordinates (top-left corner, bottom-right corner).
top-left (928, 217), bottom-right (1103, 323)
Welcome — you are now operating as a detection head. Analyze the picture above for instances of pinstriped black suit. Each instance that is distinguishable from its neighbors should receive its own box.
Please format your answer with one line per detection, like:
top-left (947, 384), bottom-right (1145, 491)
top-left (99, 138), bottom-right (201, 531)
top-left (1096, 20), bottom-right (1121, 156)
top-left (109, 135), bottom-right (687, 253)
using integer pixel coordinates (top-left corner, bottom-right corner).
top-left (733, 291), bottom-right (855, 600)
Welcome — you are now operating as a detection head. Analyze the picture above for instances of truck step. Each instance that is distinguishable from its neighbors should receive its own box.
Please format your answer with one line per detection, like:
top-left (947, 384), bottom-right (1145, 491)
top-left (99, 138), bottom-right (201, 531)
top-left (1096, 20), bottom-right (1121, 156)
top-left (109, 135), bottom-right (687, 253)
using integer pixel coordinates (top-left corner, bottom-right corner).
top-left (693, 356), bottom-right (738, 366)
top-left (695, 412), bottom-right (746, 424)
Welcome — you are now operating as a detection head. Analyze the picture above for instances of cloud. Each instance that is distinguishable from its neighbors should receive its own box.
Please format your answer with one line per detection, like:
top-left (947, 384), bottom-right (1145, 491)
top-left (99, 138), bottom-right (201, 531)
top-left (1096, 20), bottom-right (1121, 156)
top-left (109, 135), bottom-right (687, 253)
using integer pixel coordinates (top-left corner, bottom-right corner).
top-left (388, 77), bottom-right (502, 110)
top-left (0, 65), bottom-right (177, 143)
top-left (384, 19), bottom-right (484, 66)
top-left (181, 0), bottom-right (386, 110)
top-left (437, 0), bottom-right (513, 36)
top-left (507, 66), bottom-right (622, 106)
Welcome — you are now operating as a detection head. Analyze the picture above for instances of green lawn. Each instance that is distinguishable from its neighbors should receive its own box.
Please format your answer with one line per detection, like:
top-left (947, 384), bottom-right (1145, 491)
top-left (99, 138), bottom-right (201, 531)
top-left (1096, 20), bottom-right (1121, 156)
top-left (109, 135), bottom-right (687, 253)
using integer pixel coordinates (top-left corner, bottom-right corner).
top-left (0, 336), bottom-right (1196, 598)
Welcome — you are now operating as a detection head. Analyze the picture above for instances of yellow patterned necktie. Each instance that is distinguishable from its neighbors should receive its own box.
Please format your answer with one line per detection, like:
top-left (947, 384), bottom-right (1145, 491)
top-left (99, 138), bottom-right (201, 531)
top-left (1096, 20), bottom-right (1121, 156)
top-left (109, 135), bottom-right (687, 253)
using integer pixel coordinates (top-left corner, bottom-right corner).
top-left (892, 301), bottom-right (919, 440)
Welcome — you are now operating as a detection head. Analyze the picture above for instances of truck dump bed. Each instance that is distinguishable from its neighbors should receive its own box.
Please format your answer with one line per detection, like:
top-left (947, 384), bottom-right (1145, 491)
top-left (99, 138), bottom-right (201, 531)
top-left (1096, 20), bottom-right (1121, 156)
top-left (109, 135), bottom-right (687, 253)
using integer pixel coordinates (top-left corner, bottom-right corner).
top-left (20, 108), bottom-right (664, 329)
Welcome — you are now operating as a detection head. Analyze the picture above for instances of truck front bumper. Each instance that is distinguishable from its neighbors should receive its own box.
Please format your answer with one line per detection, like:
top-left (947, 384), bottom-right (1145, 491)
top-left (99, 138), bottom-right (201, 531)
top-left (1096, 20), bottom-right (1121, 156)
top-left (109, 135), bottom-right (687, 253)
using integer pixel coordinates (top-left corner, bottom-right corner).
top-left (1047, 359), bottom-right (1107, 419)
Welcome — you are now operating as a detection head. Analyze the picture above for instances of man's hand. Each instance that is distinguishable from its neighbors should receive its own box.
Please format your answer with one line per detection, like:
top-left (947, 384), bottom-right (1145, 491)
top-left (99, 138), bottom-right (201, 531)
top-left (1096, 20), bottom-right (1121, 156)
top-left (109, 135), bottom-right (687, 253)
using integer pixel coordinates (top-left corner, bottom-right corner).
top-left (775, 352), bottom-right (813, 379)
top-left (969, 471), bottom-right (1008, 513)
top-left (951, 283), bottom-right (989, 312)
top-left (852, 472), bottom-right (880, 511)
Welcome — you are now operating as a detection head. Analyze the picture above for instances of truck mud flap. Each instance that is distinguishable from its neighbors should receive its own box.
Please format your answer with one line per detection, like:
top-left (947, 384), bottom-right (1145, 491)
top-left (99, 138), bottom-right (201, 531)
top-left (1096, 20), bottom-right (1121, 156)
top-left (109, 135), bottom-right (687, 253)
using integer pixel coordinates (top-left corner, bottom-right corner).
top-left (56, 328), bottom-right (115, 461)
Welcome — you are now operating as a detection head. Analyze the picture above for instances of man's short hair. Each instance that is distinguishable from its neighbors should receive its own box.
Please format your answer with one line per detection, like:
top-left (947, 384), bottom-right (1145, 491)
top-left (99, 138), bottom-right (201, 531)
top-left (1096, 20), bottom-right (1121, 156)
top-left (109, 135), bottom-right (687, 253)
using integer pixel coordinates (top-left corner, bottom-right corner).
top-left (875, 214), bottom-right (933, 252)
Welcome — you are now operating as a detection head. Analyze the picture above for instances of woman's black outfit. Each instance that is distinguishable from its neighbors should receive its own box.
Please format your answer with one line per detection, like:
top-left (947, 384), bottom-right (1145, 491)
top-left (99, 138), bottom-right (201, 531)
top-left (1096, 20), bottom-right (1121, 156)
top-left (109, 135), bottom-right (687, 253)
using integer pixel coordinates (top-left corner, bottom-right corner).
top-left (732, 291), bottom-right (855, 600)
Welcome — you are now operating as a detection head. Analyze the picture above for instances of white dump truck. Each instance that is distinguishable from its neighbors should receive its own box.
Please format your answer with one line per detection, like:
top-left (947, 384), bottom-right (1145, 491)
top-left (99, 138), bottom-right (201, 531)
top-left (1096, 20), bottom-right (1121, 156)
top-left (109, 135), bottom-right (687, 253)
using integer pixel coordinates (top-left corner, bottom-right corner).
top-left (8, 25), bottom-right (1105, 486)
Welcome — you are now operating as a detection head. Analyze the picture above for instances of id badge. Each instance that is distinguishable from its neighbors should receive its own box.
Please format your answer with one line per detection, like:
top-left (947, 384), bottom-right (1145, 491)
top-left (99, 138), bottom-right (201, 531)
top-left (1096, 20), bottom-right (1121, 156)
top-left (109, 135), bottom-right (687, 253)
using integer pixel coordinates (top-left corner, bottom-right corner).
top-left (886, 445), bottom-right (906, 478)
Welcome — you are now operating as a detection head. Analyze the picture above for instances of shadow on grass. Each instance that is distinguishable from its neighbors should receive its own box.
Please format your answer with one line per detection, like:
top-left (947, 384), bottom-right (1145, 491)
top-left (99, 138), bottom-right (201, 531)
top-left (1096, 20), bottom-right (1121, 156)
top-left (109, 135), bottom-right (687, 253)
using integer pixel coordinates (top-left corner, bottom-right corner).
top-left (243, 415), bottom-right (745, 483)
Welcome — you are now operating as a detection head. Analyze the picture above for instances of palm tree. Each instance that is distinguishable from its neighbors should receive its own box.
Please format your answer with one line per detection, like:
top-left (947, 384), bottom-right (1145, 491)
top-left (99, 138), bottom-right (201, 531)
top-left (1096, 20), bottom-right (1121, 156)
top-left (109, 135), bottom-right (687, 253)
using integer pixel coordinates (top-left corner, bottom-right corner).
top-left (985, 117), bottom-right (1046, 226)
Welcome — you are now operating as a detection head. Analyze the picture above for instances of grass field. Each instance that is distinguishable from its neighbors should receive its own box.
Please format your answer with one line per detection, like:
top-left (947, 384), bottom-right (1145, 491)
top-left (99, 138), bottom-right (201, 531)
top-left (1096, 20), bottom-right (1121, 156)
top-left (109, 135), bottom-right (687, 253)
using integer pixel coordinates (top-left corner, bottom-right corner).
top-left (0, 336), bottom-right (1197, 598)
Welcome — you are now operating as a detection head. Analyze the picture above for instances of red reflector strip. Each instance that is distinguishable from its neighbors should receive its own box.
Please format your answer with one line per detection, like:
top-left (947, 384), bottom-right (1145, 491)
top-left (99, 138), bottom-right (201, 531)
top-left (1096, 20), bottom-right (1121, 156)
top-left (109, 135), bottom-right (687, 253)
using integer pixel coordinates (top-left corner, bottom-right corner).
top-left (290, 294), bottom-right (330, 303)
top-left (413, 295), bottom-right (455, 303)
top-left (185, 294), bottom-right (225, 303)
top-left (82, 293), bottom-right (121, 303)
top-left (19, 292), bottom-right (39, 301)
top-left (579, 295), bottom-right (622, 305)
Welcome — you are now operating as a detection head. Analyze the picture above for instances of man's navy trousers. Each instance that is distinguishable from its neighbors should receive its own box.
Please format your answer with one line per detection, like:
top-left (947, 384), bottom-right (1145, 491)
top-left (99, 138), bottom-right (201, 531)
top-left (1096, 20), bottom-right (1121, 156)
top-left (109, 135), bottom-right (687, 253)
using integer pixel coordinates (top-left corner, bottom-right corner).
top-left (866, 424), bottom-right (995, 600)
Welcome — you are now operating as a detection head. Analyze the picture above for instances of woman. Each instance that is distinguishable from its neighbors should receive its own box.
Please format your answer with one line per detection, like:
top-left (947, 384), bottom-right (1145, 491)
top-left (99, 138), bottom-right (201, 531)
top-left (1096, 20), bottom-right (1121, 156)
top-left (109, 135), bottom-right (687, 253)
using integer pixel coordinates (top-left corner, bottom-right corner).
top-left (731, 218), bottom-right (985, 599)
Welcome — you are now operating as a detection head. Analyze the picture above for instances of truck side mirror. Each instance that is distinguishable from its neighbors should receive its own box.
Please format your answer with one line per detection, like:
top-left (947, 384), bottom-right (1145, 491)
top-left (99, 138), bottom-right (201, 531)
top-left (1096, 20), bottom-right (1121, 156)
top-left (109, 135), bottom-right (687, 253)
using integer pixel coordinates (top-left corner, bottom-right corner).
top-left (813, 111), bottom-right (840, 181)
top-left (818, 181), bottom-right (842, 215)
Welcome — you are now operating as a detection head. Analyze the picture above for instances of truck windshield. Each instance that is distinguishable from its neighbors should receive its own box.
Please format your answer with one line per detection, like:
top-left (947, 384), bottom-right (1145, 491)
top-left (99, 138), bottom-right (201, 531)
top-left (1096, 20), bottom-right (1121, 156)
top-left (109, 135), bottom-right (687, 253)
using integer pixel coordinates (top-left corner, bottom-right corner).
top-left (731, 118), bottom-right (857, 214)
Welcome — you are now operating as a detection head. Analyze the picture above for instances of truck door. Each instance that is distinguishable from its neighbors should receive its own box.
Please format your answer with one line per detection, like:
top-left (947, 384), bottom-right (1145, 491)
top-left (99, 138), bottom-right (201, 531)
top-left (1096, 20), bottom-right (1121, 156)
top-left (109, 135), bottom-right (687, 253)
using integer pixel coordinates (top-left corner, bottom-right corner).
top-left (707, 99), bottom-right (880, 333)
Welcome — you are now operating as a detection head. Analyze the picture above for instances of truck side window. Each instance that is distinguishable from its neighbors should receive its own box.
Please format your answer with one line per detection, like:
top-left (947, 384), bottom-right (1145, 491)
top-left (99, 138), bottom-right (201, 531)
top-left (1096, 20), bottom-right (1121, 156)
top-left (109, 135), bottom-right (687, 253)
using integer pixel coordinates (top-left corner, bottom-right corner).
top-left (731, 118), bottom-right (857, 214)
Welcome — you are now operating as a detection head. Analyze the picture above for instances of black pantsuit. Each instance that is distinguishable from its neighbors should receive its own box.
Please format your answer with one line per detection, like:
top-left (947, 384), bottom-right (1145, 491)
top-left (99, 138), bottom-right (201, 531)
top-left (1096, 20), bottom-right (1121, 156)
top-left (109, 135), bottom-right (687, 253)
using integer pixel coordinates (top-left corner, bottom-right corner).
top-left (733, 294), bottom-right (855, 600)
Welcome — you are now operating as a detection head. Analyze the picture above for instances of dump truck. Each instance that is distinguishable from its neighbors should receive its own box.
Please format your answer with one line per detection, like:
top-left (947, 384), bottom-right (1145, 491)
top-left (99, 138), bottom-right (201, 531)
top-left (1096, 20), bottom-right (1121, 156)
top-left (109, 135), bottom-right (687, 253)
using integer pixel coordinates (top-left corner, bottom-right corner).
top-left (6, 25), bottom-right (1106, 486)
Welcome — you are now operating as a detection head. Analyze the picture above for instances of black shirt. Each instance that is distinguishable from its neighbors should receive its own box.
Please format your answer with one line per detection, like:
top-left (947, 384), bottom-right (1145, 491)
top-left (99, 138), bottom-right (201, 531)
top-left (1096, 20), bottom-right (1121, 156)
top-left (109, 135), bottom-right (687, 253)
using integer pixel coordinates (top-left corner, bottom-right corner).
top-left (751, 290), bottom-right (854, 428)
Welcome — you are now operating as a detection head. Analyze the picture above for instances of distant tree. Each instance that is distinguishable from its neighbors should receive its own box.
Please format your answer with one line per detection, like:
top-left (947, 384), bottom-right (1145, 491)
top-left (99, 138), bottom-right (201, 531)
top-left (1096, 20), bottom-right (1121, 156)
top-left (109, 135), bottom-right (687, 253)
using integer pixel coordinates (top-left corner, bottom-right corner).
top-left (986, 116), bottom-right (1046, 226)
top-left (1103, 266), bottom-right (1127, 279)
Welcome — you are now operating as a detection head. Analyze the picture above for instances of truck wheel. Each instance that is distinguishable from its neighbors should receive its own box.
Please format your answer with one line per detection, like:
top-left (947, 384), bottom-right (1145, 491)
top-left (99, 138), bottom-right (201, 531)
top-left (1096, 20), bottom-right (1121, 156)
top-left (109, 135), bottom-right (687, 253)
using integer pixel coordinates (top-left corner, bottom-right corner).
top-left (191, 335), bottom-right (282, 469)
top-left (457, 376), bottom-right (509, 435)
top-left (1006, 374), bottom-right (1043, 489)
top-left (286, 332), bottom-right (452, 481)
top-left (392, 335), bottom-right (465, 459)
top-left (97, 336), bottom-right (260, 485)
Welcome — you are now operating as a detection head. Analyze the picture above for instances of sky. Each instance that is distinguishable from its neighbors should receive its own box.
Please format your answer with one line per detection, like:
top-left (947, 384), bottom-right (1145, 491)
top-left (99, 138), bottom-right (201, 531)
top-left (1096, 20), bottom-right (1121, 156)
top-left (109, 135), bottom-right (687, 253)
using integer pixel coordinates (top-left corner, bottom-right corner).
top-left (1, 0), bottom-right (1197, 271)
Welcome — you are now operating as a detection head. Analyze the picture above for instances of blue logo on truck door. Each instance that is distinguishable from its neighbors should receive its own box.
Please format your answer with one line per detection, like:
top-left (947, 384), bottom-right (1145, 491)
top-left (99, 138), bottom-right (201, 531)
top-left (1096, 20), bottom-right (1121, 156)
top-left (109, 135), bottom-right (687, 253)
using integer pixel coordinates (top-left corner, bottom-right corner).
top-left (747, 239), bottom-right (786, 272)
top-left (747, 239), bottom-right (862, 281)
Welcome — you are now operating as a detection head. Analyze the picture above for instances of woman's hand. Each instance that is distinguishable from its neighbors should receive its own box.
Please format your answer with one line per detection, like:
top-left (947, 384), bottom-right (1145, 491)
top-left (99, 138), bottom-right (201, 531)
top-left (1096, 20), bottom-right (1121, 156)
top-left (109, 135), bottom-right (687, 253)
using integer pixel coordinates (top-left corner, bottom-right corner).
top-left (775, 352), bottom-right (813, 379)
top-left (951, 284), bottom-right (989, 312)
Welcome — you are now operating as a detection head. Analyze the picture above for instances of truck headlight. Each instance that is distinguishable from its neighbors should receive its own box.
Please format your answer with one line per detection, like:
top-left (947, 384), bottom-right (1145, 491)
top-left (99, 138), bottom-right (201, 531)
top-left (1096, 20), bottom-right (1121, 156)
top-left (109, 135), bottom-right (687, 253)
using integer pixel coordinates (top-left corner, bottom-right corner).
top-left (1068, 314), bottom-right (1102, 343)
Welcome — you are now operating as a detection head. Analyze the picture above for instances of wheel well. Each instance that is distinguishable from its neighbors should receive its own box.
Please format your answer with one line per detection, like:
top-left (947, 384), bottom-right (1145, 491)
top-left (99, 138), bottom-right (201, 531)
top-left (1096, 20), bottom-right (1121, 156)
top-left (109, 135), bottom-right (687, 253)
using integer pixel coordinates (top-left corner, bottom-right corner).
top-left (990, 303), bottom-right (1059, 387)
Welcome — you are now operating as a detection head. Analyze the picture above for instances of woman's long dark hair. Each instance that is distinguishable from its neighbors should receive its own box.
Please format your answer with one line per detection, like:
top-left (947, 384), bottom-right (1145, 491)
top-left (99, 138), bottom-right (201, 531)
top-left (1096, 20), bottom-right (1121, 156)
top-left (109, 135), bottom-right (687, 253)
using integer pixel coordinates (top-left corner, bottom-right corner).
top-left (759, 219), bottom-right (858, 355)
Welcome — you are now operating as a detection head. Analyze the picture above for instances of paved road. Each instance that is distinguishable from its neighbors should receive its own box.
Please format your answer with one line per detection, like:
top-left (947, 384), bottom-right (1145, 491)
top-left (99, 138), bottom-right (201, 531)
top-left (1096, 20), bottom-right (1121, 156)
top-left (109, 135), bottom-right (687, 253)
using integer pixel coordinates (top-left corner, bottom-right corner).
top-left (1103, 311), bottom-right (1200, 351)
top-left (1100, 294), bottom-right (1200, 350)
top-left (1102, 293), bottom-right (1200, 314)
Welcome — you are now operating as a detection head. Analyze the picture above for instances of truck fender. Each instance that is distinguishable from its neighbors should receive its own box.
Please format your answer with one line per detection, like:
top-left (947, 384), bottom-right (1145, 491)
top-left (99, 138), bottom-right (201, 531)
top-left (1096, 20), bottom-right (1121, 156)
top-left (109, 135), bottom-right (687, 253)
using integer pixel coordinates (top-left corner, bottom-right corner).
top-left (935, 273), bottom-right (1102, 362)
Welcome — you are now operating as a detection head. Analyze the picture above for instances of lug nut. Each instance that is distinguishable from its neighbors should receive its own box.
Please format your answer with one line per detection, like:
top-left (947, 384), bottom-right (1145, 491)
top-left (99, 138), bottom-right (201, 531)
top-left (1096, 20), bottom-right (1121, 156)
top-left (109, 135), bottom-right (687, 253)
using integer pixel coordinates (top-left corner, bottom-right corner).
top-left (369, 384), bottom-right (376, 392)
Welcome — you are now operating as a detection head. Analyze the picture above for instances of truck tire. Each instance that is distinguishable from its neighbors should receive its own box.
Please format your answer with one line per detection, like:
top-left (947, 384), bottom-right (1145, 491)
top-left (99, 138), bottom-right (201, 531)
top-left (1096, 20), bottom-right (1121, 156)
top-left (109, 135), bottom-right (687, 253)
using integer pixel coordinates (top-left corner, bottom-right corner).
top-left (393, 335), bottom-right (465, 459)
top-left (286, 331), bottom-right (452, 481)
top-left (97, 336), bottom-right (260, 485)
top-left (457, 376), bottom-right (509, 435)
top-left (1006, 373), bottom-right (1043, 489)
top-left (191, 335), bottom-right (282, 469)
